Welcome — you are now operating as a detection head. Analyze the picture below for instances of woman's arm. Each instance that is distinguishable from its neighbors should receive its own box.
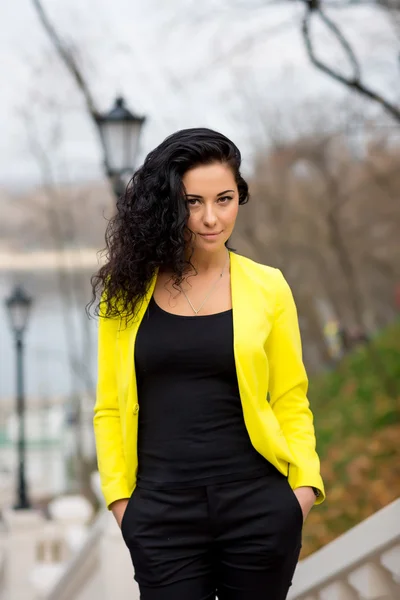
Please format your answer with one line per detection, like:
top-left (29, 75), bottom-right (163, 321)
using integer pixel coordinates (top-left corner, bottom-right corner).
top-left (93, 312), bottom-right (131, 509)
top-left (265, 269), bottom-right (325, 503)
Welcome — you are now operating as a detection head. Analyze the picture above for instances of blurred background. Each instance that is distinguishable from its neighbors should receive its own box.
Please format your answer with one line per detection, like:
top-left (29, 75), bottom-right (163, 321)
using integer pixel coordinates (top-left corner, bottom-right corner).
top-left (0, 1), bottom-right (399, 598)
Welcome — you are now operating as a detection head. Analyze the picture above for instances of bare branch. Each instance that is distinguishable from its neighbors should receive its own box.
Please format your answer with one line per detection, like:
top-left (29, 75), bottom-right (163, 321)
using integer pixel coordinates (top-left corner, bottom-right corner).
top-left (318, 8), bottom-right (361, 80)
top-left (301, 3), bottom-right (400, 122)
top-left (31, 0), bottom-right (112, 175)
top-left (32, 0), bottom-right (97, 114)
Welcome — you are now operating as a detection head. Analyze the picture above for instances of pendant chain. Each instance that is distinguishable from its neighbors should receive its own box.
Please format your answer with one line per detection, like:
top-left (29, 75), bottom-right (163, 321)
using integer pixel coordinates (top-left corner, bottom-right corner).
top-left (179, 250), bottom-right (229, 315)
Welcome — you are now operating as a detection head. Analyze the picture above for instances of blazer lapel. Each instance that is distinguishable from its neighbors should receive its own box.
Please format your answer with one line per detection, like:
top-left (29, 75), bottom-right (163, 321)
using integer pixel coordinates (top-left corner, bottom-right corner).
top-left (230, 252), bottom-right (272, 408)
top-left (118, 269), bottom-right (159, 411)
top-left (231, 252), bottom-right (256, 403)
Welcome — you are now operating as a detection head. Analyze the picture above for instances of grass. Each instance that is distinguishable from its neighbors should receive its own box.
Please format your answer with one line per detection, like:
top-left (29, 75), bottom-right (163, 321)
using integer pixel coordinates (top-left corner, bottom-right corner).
top-left (300, 319), bottom-right (400, 557)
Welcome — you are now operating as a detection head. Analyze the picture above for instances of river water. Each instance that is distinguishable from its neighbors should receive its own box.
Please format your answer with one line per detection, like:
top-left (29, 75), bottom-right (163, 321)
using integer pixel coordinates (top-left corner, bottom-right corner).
top-left (0, 265), bottom-right (98, 499)
top-left (0, 267), bottom-right (98, 402)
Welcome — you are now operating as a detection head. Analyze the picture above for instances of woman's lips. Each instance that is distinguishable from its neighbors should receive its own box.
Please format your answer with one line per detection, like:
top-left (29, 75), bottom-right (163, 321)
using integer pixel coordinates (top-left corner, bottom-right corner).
top-left (199, 232), bottom-right (221, 238)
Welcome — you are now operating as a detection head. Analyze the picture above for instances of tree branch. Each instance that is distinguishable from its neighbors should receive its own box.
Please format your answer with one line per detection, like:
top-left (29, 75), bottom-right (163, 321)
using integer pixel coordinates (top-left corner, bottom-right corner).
top-left (31, 0), bottom-right (111, 173)
top-left (318, 8), bottom-right (361, 80)
top-left (301, 4), bottom-right (400, 123)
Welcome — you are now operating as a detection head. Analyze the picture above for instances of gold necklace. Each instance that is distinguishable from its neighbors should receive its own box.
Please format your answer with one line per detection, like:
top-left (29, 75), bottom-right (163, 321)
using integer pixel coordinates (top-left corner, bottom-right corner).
top-left (179, 250), bottom-right (229, 315)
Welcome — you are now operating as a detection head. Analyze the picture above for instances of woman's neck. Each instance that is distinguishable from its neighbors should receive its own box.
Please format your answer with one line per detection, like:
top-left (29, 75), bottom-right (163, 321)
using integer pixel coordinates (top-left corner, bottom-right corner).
top-left (185, 247), bottom-right (229, 276)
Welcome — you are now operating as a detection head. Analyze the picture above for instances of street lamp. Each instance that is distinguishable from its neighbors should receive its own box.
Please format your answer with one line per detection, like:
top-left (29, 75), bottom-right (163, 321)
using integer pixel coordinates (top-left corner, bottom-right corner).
top-left (5, 285), bottom-right (33, 510)
top-left (95, 96), bottom-right (146, 199)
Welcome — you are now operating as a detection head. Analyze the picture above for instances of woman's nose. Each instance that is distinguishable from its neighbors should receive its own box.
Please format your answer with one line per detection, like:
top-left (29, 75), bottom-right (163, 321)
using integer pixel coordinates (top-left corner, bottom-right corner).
top-left (203, 206), bottom-right (217, 226)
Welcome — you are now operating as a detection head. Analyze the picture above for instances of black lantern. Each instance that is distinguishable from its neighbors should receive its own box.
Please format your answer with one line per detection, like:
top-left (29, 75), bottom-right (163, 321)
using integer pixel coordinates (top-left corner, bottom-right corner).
top-left (95, 96), bottom-right (146, 198)
top-left (5, 285), bottom-right (32, 336)
top-left (5, 285), bottom-right (33, 509)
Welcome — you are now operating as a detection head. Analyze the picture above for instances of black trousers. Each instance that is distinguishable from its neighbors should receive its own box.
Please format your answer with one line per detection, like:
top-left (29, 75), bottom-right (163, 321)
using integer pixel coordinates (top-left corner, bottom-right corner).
top-left (121, 469), bottom-right (303, 599)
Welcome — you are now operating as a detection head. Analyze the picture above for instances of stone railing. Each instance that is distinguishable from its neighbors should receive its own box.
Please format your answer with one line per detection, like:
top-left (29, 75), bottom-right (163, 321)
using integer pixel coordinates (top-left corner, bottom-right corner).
top-left (1, 493), bottom-right (101, 600)
top-left (41, 473), bottom-right (138, 600)
top-left (288, 498), bottom-right (400, 600)
top-left (43, 510), bottom-right (107, 600)
top-left (43, 509), bottom-right (138, 600)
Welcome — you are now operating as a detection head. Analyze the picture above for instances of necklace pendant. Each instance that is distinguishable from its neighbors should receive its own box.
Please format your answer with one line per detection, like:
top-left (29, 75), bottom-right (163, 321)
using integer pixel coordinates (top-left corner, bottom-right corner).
top-left (180, 249), bottom-right (230, 315)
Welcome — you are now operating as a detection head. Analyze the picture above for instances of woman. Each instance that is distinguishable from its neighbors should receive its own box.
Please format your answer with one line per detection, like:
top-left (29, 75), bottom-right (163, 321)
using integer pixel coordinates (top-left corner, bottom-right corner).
top-left (91, 128), bottom-right (325, 600)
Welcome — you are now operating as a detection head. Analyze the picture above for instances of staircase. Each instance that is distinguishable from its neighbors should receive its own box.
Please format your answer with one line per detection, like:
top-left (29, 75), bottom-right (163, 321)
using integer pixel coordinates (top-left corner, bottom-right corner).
top-left (288, 498), bottom-right (400, 599)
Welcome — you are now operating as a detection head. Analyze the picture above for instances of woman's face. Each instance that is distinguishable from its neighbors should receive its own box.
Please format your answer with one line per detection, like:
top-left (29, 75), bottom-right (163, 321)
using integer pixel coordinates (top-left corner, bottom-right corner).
top-left (182, 162), bottom-right (239, 253)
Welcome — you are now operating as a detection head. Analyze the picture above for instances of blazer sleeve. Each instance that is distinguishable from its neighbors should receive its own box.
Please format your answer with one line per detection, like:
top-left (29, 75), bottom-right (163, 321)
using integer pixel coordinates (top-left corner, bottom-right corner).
top-left (266, 269), bottom-right (325, 503)
top-left (93, 311), bottom-right (131, 508)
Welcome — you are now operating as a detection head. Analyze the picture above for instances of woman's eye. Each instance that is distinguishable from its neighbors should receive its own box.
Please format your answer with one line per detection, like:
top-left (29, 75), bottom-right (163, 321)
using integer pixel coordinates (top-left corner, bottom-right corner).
top-left (186, 196), bottom-right (232, 206)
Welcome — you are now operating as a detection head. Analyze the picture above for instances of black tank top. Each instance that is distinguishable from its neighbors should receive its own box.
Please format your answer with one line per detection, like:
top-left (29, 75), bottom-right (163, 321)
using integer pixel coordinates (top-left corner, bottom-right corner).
top-left (134, 295), bottom-right (270, 488)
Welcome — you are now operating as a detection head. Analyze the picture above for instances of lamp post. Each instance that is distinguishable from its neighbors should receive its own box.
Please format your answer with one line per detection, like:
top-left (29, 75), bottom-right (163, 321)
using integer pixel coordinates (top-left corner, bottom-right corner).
top-left (5, 285), bottom-right (33, 510)
top-left (95, 96), bottom-right (146, 200)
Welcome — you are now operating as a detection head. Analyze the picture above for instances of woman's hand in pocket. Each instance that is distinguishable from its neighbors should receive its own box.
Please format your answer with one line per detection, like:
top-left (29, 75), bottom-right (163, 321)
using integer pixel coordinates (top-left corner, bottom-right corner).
top-left (110, 498), bottom-right (130, 529)
top-left (293, 486), bottom-right (316, 522)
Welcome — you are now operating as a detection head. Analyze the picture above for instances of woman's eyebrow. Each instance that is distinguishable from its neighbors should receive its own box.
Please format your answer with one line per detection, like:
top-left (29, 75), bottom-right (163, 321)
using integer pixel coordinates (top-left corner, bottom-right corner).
top-left (186, 189), bottom-right (235, 198)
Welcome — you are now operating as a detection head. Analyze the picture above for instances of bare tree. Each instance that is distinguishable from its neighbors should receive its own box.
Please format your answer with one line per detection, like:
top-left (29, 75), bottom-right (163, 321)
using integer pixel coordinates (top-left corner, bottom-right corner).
top-left (21, 104), bottom-right (99, 502)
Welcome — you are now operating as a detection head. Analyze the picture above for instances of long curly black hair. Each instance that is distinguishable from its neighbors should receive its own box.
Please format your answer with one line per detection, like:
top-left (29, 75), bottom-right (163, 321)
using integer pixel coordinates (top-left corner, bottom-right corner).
top-left (88, 127), bottom-right (249, 322)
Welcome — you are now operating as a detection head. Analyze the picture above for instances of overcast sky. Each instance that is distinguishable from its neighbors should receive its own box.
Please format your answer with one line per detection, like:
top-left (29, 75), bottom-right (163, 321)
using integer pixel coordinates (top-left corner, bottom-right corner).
top-left (0, 0), bottom-right (397, 189)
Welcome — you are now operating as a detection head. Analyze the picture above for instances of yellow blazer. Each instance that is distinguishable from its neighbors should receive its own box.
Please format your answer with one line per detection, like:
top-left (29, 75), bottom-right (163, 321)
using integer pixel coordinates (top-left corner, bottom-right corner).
top-left (94, 251), bottom-right (325, 508)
